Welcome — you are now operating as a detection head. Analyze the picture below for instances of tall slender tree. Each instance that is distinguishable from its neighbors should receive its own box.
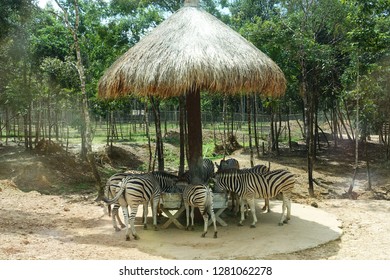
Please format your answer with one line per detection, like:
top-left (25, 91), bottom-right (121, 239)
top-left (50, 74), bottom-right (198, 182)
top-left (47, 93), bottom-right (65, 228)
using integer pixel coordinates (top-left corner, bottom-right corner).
top-left (54, 0), bottom-right (102, 197)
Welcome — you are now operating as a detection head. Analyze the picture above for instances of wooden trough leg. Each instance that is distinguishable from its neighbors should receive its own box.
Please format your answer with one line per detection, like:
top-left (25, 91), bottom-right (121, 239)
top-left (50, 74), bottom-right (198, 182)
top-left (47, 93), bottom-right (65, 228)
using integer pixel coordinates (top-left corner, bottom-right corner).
top-left (160, 206), bottom-right (186, 230)
top-left (208, 207), bottom-right (227, 227)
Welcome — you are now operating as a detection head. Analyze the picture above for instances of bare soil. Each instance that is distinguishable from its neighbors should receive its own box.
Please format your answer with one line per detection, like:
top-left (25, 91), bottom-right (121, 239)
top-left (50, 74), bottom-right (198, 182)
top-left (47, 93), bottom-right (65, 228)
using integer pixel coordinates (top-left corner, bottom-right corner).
top-left (1, 138), bottom-right (390, 260)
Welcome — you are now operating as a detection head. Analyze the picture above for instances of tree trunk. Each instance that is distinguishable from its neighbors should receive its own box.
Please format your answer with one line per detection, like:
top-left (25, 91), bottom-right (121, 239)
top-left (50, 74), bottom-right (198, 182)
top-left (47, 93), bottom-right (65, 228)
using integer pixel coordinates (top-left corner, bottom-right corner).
top-left (179, 96), bottom-right (186, 175)
top-left (253, 95), bottom-right (261, 158)
top-left (150, 96), bottom-right (164, 171)
top-left (55, 0), bottom-right (102, 198)
top-left (301, 62), bottom-right (315, 196)
top-left (247, 94), bottom-right (254, 167)
top-left (186, 88), bottom-right (203, 183)
top-left (144, 101), bottom-right (153, 172)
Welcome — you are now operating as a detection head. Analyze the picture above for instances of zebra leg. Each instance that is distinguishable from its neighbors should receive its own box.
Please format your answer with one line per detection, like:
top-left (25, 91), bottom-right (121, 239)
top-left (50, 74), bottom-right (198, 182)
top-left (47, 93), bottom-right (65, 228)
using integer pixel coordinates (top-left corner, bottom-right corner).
top-left (185, 203), bottom-right (190, 231)
top-left (112, 205), bottom-right (119, 231)
top-left (235, 197), bottom-right (242, 217)
top-left (201, 209), bottom-right (208, 238)
top-left (287, 197), bottom-right (291, 220)
top-left (230, 192), bottom-right (236, 212)
top-left (262, 198), bottom-right (270, 213)
top-left (143, 202), bottom-right (148, 229)
top-left (151, 196), bottom-right (159, 231)
top-left (247, 199), bottom-right (257, 228)
top-left (129, 205), bottom-right (140, 240)
top-left (190, 206), bottom-right (195, 231)
top-left (208, 207), bottom-right (218, 238)
top-left (238, 199), bottom-right (245, 226)
top-left (121, 206), bottom-right (130, 241)
top-left (283, 194), bottom-right (292, 224)
top-left (112, 204), bottom-right (125, 231)
top-left (279, 194), bottom-right (289, 226)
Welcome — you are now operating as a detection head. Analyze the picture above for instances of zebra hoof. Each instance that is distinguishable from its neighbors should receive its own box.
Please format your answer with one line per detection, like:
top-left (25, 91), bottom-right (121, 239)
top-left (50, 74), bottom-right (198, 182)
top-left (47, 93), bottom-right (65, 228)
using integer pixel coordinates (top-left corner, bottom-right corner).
top-left (201, 232), bottom-right (207, 238)
top-left (154, 226), bottom-right (159, 231)
top-left (237, 223), bottom-right (243, 227)
top-left (133, 234), bottom-right (140, 240)
top-left (185, 227), bottom-right (189, 231)
top-left (250, 224), bottom-right (256, 228)
top-left (125, 235), bottom-right (131, 241)
top-left (213, 232), bottom-right (218, 238)
top-left (143, 224), bottom-right (148, 230)
top-left (278, 222), bottom-right (284, 226)
top-left (114, 227), bottom-right (121, 232)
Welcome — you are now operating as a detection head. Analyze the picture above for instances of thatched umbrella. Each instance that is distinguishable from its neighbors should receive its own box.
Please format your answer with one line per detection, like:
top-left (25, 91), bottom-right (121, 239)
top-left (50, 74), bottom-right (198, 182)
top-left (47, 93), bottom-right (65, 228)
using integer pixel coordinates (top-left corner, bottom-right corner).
top-left (98, 0), bottom-right (286, 181)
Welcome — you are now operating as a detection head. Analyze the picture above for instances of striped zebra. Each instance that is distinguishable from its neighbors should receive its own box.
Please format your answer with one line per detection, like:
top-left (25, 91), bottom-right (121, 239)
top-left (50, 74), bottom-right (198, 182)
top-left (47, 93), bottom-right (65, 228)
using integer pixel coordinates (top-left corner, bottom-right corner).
top-left (214, 169), bottom-right (295, 227)
top-left (214, 158), bottom-right (240, 211)
top-left (215, 158), bottom-right (240, 172)
top-left (202, 158), bottom-right (215, 184)
top-left (179, 158), bottom-right (215, 184)
top-left (104, 172), bottom-right (129, 231)
top-left (180, 182), bottom-right (218, 238)
top-left (241, 164), bottom-right (270, 212)
top-left (104, 171), bottom-right (179, 232)
top-left (104, 172), bottom-right (178, 240)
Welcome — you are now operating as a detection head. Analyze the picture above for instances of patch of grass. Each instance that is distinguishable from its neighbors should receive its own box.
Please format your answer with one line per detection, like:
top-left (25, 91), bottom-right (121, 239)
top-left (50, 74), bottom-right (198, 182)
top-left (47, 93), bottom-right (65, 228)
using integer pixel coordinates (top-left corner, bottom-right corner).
top-left (50, 182), bottom-right (96, 195)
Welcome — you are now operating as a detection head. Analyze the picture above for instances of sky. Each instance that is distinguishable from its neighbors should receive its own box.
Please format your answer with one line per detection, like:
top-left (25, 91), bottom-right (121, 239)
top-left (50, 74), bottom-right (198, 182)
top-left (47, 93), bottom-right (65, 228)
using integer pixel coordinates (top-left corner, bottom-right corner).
top-left (38, 0), bottom-right (50, 8)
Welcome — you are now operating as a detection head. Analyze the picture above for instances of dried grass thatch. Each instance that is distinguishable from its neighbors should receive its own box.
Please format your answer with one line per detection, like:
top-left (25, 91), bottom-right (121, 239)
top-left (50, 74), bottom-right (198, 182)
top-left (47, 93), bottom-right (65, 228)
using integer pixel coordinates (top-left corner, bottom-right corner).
top-left (98, 1), bottom-right (286, 100)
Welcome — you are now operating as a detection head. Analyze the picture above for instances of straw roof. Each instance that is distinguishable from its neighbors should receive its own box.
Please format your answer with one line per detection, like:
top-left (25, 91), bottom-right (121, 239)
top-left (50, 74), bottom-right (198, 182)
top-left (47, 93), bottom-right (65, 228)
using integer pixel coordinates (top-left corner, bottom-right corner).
top-left (98, 1), bottom-right (286, 100)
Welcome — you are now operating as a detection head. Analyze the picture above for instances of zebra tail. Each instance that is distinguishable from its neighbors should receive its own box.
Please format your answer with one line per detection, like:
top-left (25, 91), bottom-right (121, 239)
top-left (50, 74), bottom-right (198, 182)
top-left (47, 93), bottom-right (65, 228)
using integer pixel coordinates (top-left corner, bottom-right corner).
top-left (103, 181), bottom-right (126, 204)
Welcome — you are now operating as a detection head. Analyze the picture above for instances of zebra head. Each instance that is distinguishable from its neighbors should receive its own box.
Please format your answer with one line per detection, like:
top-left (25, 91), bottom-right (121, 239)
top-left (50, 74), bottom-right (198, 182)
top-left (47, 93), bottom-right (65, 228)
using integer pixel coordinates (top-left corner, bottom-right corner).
top-left (152, 171), bottom-right (180, 193)
top-left (216, 158), bottom-right (240, 172)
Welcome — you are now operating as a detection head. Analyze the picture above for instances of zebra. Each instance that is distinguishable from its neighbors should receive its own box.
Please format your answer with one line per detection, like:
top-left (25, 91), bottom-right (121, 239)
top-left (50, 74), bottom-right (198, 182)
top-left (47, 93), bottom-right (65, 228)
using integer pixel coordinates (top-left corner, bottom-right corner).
top-left (214, 158), bottom-right (240, 211)
top-left (104, 172), bottom-right (178, 240)
top-left (214, 169), bottom-right (295, 227)
top-left (178, 182), bottom-right (218, 238)
top-left (215, 158), bottom-right (240, 172)
top-left (104, 172), bottom-right (129, 231)
top-left (201, 158), bottom-right (215, 184)
top-left (104, 171), bottom-right (179, 232)
top-left (240, 164), bottom-right (271, 212)
top-left (178, 158), bottom-right (215, 184)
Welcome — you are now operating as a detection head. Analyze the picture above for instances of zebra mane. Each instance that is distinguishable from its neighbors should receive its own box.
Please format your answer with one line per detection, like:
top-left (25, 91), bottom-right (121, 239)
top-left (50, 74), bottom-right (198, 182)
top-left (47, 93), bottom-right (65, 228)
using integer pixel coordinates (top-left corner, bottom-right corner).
top-left (152, 171), bottom-right (178, 179)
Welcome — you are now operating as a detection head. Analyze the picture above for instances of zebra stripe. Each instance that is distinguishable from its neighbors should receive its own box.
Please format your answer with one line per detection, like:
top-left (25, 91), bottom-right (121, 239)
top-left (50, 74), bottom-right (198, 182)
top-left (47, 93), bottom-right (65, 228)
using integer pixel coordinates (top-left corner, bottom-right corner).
top-left (201, 158), bottom-right (215, 184)
top-left (240, 164), bottom-right (271, 212)
top-left (214, 158), bottom-right (240, 211)
top-left (179, 158), bottom-right (215, 184)
top-left (104, 171), bottom-right (179, 240)
top-left (182, 183), bottom-right (218, 238)
top-left (109, 173), bottom-right (161, 241)
top-left (104, 172), bottom-right (137, 232)
top-left (104, 171), bottom-right (179, 233)
top-left (241, 164), bottom-right (269, 174)
top-left (215, 169), bottom-right (295, 227)
top-left (152, 171), bottom-right (179, 193)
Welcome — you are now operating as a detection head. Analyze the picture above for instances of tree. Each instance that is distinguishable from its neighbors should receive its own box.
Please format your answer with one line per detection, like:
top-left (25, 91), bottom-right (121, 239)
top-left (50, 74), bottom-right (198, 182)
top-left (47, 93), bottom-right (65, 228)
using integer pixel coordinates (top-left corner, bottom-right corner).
top-left (54, 0), bottom-right (102, 197)
top-left (341, 0), bottom-right (390, 194)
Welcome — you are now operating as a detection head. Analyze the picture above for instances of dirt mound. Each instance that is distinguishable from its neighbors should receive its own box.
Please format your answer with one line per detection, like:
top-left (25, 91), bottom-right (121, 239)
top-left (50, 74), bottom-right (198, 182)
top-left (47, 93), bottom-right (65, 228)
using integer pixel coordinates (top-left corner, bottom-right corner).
top-left (96, 145), bottom-right (144, 170)
top-left (35, 139), bottom-right (64, 154)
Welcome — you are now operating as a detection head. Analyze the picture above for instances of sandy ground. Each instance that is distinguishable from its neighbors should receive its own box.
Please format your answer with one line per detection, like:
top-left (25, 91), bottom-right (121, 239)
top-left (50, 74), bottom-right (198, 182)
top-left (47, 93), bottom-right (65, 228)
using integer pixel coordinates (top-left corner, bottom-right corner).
top-left (1, 179), bottom-right (390, 260)
top-left (1, 140), bottom-right (390, 260)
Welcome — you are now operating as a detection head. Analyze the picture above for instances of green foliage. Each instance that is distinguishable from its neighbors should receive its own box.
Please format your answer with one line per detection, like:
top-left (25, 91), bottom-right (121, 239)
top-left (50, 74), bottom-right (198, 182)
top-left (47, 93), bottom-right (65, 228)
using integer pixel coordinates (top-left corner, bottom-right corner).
top-left (1, 0), bottom-right (389, 152)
